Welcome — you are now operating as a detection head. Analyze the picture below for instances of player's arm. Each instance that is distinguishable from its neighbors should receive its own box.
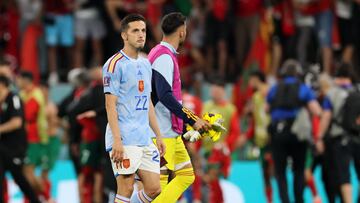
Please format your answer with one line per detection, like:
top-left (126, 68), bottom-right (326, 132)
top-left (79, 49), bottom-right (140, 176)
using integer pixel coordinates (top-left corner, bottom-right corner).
top-left (0, 95), bottom-right (23, 134)
top-left (103, 60), bottom-right (124, 166)
top-left (148, 100), bottom-right (166, 156)
top-left (105, 94), bottom-right (124, 165)
top-left (106, 0), bottom-right (124, 31)
top-left (152, 55), bottom-right (210, 131)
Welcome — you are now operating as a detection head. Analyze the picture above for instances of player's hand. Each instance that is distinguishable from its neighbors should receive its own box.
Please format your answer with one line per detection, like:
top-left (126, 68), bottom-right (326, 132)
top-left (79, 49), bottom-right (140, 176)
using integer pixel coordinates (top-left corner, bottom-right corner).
top-left (155, 137), bottom-right (166, 157)
top-left (111, 137), bottom-right (124, 169)
top-left (192, 118), bottom-right (211, 132)
top-left (315, 140), bottom-right (325, 154)
top-left (356, 116), bottom-right (360, 125)
top-left (183, 130), bottom-right (202, 142)
top-left (77, 110), bottom-right (96, 119)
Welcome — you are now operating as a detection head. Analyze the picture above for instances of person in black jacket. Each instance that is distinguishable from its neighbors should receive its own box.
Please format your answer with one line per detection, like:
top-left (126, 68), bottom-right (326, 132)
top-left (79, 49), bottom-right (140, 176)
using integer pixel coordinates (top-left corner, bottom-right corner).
top-left (0, 75), bottom-right (40, 203)
top-left (67, 66), bottom-right (115, 202)
top-left (267, 60), bottom-right (322, 203)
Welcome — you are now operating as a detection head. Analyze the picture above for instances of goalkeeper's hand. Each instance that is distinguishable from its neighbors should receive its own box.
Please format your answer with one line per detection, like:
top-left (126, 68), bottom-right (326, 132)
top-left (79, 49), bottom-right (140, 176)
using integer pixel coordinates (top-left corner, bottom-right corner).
top-left (183, 113), bottom-right (227, 142)
top-left (183, 129), bottom-right (202, 142)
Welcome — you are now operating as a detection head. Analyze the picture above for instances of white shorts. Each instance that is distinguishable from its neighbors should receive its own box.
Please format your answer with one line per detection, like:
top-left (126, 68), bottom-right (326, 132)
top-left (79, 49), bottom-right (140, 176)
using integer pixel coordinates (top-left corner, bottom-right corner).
top-left (109, 143), bottom-right (160, 177)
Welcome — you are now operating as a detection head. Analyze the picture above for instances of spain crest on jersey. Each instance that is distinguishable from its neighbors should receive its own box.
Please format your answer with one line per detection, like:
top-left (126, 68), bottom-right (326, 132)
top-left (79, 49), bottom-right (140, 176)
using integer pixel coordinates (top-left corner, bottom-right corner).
top-left (138, 80), bottom-right (144, 92)
top-left (122, 159), bottom-right (130, 169)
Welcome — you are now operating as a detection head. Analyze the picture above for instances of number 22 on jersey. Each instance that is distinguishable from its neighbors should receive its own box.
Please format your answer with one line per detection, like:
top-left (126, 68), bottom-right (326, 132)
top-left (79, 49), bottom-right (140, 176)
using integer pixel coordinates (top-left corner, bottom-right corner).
top-left (135, 95), bottom-right (148, 110)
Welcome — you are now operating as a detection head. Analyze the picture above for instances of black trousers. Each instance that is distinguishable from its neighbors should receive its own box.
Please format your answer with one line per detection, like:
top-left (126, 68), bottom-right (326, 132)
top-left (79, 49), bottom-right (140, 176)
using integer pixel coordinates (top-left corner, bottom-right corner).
top-left (0, 147), bottom-right (40, 203)
top-left (270, 120), bottom-right (307, 203)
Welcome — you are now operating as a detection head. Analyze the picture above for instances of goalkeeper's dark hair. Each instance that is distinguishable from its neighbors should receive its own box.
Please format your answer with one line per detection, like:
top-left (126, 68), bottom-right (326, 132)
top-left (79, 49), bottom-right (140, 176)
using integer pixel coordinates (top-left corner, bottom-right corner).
top-left (161, 12), bottom-right (186, 36)
top-left (19, 71), bottom-right (34, 82)
top-left (0, 75), bottom-right (10, 87)
top-left (208, 75), bottom-right (226, 87)
top-left (120, 14), bottom-right (146, 33)
top-left (250, 70), bottom-right (266, 83)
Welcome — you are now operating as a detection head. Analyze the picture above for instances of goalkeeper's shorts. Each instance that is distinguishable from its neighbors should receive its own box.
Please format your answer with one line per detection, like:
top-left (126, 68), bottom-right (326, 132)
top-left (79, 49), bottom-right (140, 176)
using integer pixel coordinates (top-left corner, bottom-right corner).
top-left (153, 136), bottom-right (191, 171)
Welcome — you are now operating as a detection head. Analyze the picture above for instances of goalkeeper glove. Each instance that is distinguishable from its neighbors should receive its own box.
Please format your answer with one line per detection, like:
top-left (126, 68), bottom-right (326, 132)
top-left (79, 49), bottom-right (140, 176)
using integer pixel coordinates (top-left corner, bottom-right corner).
top-left (183, 113), bottom-right (226, 142)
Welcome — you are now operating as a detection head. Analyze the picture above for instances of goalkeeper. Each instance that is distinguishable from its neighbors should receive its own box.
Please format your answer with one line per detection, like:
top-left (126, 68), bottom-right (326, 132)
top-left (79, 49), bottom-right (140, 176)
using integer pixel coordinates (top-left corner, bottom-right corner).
top-left (188, 79), bottom-right (241, 203)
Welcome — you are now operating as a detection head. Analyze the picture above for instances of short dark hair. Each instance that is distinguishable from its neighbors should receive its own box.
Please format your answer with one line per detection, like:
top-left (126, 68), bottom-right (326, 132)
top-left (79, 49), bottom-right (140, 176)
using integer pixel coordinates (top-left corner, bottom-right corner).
top-left (0, 75), bottom-right (10, 87)
top-left (0, 58), bottom-right (10, 66)
top-left (39, 80), bottom-right (49, 89)
top-left (208, 75), bottom-right (226, 87)
top-left (161, 12), bottom-right (186, 36)
top-left (120, 14), bottom-right (146, 33)
top-left (250, 70), bottom-right (266, 83)
top-left (279, 59), bottom-right (303, 78)
top-left (335, 63), bottom-right (353, 78)
top-left (19, 71), bottom-right (34, 81)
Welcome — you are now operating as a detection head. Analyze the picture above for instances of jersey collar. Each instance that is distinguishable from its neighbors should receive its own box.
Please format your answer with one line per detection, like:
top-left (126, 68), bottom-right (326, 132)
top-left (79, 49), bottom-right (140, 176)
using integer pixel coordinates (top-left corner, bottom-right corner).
top-left (160, 41), bottom-right (179, 55)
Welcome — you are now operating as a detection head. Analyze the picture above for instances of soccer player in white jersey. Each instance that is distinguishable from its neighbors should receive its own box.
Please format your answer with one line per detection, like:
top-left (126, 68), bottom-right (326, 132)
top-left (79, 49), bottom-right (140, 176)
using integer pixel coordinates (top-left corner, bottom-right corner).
top-left (103, 14), bottom-right (166, 203)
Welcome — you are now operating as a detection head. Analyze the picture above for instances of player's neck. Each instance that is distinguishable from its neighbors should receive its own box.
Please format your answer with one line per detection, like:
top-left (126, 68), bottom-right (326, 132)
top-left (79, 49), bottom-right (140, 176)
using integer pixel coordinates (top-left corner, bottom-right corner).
top-left (122, 47), bottom-right (139, 59)
top-left (0, 88), bottom-right (9, 102)
top-left (162, 37), bottom-right (179, 51)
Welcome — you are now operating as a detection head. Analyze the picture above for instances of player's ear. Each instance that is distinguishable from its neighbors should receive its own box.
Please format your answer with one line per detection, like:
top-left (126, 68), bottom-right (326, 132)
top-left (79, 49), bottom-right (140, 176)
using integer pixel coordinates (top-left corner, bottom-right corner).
top-left (121, 32), bottom-right (127, 41)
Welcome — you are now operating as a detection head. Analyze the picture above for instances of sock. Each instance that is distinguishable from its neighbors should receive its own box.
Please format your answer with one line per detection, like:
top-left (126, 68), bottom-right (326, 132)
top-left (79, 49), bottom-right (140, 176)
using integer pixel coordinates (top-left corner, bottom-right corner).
top-left (160, 174), bottom-right (169, 190)
top-left (265, 186), bottom-right (273, 203)
top-left (41, 178), bottom-right (51, 200)
top-left (3, 179), bottom-right (9, 203)
top-left (115, 194), bottom-right (130, 203)
top-left (130, 189), bottom-right (153, 203)
top-left (209, 179), bottom-right (223, 203)
top-left (307, 176), bottom-right (317, 197)
top-left (152, 168), bottom-right (195, 203)
top-left (192, 175), bottom-right (202, 201)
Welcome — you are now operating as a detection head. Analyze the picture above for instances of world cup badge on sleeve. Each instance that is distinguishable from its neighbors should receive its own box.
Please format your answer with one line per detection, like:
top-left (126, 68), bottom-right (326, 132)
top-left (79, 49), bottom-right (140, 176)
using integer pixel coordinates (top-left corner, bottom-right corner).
top-left (138, 80), bottom-right (144, 92)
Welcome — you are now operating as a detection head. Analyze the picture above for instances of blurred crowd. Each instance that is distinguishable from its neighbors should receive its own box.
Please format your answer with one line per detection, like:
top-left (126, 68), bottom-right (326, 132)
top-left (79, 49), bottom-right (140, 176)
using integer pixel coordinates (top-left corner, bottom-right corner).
top-left (1, 0), bottom-right (360, 203)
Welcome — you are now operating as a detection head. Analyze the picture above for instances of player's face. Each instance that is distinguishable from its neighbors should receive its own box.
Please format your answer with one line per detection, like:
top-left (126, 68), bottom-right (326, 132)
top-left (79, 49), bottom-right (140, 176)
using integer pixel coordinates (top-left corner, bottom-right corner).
top-left (249, 76), bottom-right (258, 89)
top-left (178, 24), bottom-right (187, 46)
top-left (123, 21), bottom-right (146, 50)
top-left (211, 85), bottom-right (225, 102)
top-left (16, 77), bottom-right (25, 90)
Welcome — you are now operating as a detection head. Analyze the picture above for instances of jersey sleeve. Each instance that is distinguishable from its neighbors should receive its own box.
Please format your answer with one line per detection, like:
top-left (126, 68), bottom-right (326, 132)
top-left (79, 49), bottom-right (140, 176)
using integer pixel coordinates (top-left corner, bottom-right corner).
top-left (321, 96), bottom-right (332, 111)
top-left (266, 85), bottom-right (277, 103)
top-left (300, 84), bottom-right (316, 103)
top-left (9, 94), bottom-right (23, 118)
top-left (103, 58), bottom-right (122, 97)
top-left (152, 54), bottom-right (174, 87)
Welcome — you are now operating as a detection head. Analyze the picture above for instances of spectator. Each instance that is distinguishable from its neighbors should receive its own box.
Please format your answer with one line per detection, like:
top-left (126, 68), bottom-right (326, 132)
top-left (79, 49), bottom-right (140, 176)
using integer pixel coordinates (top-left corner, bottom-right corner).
top-left (73, 0), bottom-right (106, 69)
top-left (334, 0), bottom-right (355, 63)
top-left (204, 0), bottom-right (231, 78)
top-left (293, 0), bottom-right (316, 68)
top-left (234, 0), bottom-right (268, 77)
top-left (297, 0), bottom-right (334, 74)
top-left (44, 0), bottom-right (75, 85)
